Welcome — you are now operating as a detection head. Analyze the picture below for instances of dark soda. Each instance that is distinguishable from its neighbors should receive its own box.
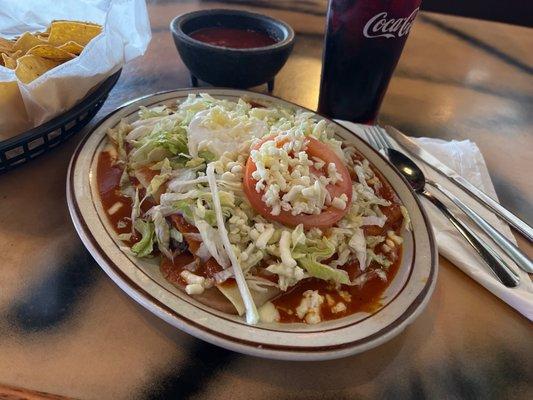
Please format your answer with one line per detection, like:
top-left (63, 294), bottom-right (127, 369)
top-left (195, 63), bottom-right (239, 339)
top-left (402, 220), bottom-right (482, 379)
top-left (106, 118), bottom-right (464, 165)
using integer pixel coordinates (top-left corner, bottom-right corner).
top-left (317, 0), bottom-right (422, 123)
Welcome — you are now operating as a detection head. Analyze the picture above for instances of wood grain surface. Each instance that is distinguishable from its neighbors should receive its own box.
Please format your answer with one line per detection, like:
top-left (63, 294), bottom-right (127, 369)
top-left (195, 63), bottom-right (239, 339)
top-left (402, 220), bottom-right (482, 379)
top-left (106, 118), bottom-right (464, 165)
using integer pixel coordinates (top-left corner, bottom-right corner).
top-left (0, 383), bottom-right (74, 400)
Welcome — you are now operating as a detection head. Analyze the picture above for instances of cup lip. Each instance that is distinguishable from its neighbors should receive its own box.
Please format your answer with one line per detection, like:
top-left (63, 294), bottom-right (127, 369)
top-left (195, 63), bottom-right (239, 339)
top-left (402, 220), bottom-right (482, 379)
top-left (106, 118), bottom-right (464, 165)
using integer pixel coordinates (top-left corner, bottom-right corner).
top-left (170, 9), bottom-right (295, 54)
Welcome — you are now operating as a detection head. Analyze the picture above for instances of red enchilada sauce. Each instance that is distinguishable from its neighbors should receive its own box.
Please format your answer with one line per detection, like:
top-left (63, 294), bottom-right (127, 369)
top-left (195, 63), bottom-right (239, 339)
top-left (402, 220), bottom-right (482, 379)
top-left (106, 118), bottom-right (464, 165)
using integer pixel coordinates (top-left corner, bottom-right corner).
top-left (97, 151), bottom-right (134, 236)
top-left (97, 150), bottom-right (404, 323)
top-left (96, 151), bottom-right (155, 245)
top-left (189, 27), bottom-right (277, 49)
top-left (273, 254), bottom-right (401, 323)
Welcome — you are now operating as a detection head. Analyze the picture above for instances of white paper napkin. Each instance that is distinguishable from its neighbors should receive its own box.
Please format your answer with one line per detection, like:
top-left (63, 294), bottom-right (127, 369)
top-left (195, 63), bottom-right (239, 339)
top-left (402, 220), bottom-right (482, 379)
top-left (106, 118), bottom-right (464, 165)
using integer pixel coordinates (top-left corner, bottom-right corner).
top-left (0, 0), bottom-right (151, 139)
top-left (338, 121), bottom-right (533, 321)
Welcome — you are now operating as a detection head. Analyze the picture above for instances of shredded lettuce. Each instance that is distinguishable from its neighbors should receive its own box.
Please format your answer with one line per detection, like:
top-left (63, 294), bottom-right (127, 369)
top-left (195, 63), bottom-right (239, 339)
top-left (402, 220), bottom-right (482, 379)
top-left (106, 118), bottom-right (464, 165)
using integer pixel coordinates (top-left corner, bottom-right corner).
top-left (119, 168), bottom-right (135, 198)
top-left (130, 119), bottom-right (188, 166)
top-left (298, 256), bottom-right (350, 285)
top-left (194, 218), bottom-right (230, 267)
top-left (117, 233), bottom-right (132, 241)
top-left (367, 249), bottom-right (393, 268)
top-left (107, 120), bottom-right (131, 161)
top-left (170, 227), bottom-right (183, 243)
top-left (293, 237), bottom-right (335, 262)
top-left (206, 163), bottom-right (259, 324)
top-left (173, 200), bottom-right (194, 222)
top-left (147, 158), bottom-right (172, 196)
top-left (362, 215), bottom-right (387, 227)
top-left (291, 224), bottom-right (306, 250)
top-left (131, 188), bottom-right (141, 233)
top-left (153, 210), bottom-right (171, 258)
top-left (349, 228), bottom-right (367, 271)
top-left (198, 149), bottom-right (216, 162)
top-left (138, 105), bottom-right (171, 120)
top-left (131, 219), bottom-right (156, 258)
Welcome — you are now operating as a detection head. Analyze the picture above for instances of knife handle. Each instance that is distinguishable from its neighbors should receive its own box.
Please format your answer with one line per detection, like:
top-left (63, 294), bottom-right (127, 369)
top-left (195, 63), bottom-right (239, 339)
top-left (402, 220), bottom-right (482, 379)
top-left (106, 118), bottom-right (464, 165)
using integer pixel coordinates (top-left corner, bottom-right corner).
top-left (454, 175), bottom-right (533, 242)
top-left (422, 190), bottom-right (520, 287)
top-left (428, 180), bottom-right (533, 274)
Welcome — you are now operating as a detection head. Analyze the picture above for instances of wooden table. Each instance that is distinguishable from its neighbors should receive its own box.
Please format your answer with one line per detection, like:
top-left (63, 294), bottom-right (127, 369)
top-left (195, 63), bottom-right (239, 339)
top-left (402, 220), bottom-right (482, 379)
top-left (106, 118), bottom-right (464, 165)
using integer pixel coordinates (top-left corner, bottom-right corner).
top-left (0, 1), bottom-right (531, 399)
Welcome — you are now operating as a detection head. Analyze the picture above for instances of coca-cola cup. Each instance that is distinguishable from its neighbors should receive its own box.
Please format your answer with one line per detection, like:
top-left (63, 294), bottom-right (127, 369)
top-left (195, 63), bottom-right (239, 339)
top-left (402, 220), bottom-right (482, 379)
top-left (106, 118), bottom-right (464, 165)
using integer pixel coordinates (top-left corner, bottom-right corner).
top-left (318, 0), bottom-right (421, 124)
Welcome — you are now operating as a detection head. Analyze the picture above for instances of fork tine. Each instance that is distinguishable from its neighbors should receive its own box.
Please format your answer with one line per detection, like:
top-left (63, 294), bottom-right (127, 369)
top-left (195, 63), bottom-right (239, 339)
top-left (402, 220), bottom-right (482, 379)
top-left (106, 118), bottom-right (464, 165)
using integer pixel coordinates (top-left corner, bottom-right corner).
top-left (376, 126), bottom-right (395, 149)
top-left (362, 126), bottom-right (380, 150)
top-left (372, 126), bottom-right (388, 151)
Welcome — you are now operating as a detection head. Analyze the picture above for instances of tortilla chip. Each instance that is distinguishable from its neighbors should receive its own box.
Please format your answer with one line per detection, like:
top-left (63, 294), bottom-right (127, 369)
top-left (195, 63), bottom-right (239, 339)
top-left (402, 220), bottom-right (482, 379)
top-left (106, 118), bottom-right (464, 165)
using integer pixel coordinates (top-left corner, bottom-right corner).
top-left (7, 50), bottom-right (23, 59)
top-left (2, 53), bottom-right (17, 69)
top-left (28, 44), bottom-right (75, 60)
top-left (48, 20), bottom-right (102, 46)
top-left (0, 37), bottom-right (14, 53)
top-left (10, 50), bottom-right (24, 60)
top-left (50, 19), bottom-right (101, 28)
top-left (2, 20), bottom-right (101, 82)
top-left (58, 41), bottom-right (84, 55)
top-left (15, 54), bottom-right (61, 84)
top-left (13, 32), bottom-right (46, 53)
top-left (1, 50), bottom-right (22, 69)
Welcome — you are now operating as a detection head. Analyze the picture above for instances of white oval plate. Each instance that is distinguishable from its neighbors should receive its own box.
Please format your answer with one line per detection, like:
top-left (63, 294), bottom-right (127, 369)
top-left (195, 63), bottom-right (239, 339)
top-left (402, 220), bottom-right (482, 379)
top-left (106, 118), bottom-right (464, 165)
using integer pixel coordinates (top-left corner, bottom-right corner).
top-left (67, 89), bottom-right (437, 361)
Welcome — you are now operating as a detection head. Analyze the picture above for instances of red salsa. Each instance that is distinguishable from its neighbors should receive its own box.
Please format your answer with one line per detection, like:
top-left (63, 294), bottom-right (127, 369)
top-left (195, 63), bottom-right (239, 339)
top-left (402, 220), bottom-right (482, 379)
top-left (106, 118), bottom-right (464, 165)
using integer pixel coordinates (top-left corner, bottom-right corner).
top-left (189, 27), bottom-right (277, 49)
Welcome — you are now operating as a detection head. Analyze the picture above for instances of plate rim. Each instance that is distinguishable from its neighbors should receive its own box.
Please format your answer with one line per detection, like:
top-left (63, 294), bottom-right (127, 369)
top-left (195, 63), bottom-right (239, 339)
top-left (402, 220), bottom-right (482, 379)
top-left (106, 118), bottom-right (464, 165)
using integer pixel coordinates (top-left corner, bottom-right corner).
top-left (67, 88), bottom-right (437, 360)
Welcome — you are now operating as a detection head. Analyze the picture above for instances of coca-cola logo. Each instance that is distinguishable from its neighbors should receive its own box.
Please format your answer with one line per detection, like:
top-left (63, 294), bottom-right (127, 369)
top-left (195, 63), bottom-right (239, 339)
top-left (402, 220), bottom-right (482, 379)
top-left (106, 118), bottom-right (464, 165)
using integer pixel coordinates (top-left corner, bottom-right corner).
top-left (363, 8), bottom-right (419, 39)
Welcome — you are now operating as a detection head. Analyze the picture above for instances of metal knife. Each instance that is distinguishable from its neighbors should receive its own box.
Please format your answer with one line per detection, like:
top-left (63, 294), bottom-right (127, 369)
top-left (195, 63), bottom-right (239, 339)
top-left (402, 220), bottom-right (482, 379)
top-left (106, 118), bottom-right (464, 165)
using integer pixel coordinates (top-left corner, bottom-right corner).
top-left (385, 125), bottom-right (533, 242)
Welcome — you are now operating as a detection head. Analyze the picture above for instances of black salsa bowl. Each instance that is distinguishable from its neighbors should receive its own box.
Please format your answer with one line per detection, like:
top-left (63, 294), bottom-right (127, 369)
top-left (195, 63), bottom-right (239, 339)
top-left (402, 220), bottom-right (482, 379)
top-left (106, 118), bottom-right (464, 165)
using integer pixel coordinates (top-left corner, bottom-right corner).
top-left (170, 9), bottom-right (295, 89)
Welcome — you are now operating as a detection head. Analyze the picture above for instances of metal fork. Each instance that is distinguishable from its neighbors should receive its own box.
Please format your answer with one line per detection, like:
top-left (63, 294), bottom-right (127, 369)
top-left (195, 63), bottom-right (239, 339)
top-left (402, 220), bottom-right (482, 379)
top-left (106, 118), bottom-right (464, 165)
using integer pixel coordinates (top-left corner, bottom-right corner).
top-left (361, 125), bottom-right (532, 273)
top-left (362, 124), bottom-right (394, 153)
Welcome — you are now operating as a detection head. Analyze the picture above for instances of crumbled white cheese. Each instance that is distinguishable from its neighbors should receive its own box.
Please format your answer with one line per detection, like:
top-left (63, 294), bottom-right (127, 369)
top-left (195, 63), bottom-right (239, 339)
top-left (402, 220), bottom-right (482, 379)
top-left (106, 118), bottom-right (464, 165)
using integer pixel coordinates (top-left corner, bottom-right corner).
top-left (255, 225), bottom-right (275, 249)
top-left (279, 230), bottom-right (297, 268)
top-left (331, 302), bottom-right (347, 314)
top-left (180, 270), bottom-right (205, 285)
top-left (400, 205), bottom-right (411, 231)
top-left (296, 290), bottom-right (324, 324)
top-left (249, 132), bottom-right (345, 216)
top-left (305, 311), bottom-right (321, 324)
top-left (331, 196), bottom-right (347, 210)
top-left (387, 230), bottom-right (404, 245)
top-left (185, 283), bottom-right (204, 295)
top-left (339, 290), bottom-right (352, 303)
top-left (181, 271), bottom-right (208, 295)
top-left (258, 301), bottom-right (280, 323)
top-left (107, 202), bottom-right (123, 215)
top-left (375, 269), bottom-right (388, 281)
top-left (313, 157), bottom-right (325, 170)
top-left (327, 162), bottom-right (343, 183)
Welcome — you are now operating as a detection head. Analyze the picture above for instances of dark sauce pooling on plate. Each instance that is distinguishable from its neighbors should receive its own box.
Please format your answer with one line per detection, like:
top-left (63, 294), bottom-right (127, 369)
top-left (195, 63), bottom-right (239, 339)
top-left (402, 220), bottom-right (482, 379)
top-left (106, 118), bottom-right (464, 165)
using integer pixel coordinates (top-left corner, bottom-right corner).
top-left (189, 27), bottom-right (277, 49)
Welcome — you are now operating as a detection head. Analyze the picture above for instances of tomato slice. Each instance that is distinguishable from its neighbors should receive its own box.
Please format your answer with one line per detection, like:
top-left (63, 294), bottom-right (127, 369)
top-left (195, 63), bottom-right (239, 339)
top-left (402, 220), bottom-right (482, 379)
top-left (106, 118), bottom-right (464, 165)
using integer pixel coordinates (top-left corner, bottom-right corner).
top-left (243, 135), bottom-right (352, 229)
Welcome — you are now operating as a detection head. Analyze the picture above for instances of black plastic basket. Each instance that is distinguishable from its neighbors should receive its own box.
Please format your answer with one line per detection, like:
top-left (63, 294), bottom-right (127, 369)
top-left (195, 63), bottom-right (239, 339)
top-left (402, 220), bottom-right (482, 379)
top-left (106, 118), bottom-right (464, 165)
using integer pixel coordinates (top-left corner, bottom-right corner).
top-left (0, 69), bottom-right (121, 173)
